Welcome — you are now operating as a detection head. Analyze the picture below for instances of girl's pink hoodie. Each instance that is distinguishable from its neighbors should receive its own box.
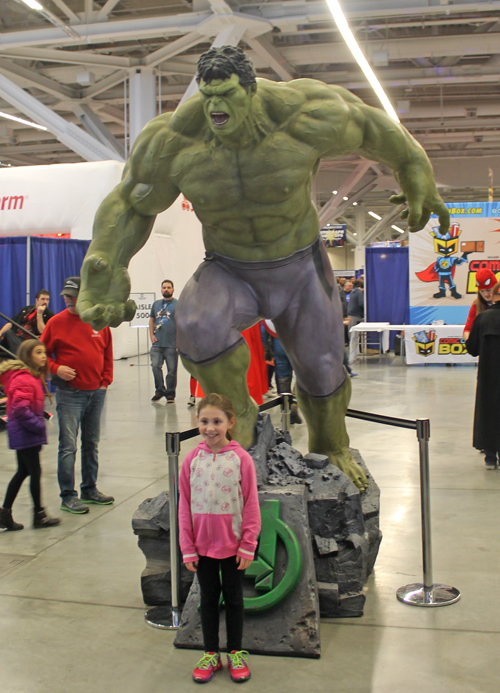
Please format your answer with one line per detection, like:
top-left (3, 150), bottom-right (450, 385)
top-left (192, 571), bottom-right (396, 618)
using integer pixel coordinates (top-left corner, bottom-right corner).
top-left (179, 440), bottom-right (261, 563)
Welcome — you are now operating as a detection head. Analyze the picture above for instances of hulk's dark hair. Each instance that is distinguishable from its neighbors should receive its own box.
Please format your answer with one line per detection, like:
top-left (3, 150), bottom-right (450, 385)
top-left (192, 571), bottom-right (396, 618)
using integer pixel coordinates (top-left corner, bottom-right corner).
top-left (196, 46), bottom-right (256, 92)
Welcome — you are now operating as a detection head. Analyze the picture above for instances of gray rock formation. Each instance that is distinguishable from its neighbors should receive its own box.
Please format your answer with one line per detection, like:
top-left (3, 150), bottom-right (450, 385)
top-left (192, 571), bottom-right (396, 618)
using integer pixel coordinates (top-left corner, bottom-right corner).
top-left (132, 413), bottom-right (382, 627)
top-left (174, 487), bottom-right (321, 658)
top-left (132, 491), bottom-right (193, 605)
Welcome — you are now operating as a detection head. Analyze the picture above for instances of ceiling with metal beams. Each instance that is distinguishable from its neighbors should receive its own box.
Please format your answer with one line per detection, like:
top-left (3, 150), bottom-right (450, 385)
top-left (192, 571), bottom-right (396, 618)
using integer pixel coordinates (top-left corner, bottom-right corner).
top-left (1, 0), bottom-right (500, 241)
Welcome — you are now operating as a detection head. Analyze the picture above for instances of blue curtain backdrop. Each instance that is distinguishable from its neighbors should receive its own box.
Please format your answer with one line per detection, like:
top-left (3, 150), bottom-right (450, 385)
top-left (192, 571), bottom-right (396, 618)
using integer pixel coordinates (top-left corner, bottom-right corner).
top-left (366, 246), bottom-right (409, 348)
top-left (30, 237), bottom-right (90, 314)
top-left (0, 237), bottom-right (27, 328)
top-left (0, 237), bottom-right (90, 326)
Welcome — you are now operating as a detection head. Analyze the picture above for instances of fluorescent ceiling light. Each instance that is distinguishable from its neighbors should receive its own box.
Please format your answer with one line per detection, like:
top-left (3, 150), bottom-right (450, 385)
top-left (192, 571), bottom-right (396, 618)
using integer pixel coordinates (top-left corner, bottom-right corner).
top-left (352, 201), bottom-right (358, 206)
top-left (16, 0), bottom-right (80, 38)
top-left (332, 190), bottom-right (338, 194)
top-left (326, 0), bottom-right (400, 123)
top-left (0, 110), bottom-right (47, 131)
top-left (368, 211), bottom-right (382, 220)
top-left (343, 196), bottom-right (348, 200)
top-left (392, 225), bottom-right (405, 233)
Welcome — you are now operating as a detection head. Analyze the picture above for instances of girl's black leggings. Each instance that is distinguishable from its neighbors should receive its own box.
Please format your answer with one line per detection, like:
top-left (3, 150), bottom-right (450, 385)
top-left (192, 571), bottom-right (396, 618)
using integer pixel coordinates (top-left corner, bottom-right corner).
top-left (3, 446), bottom-right (42, 512)
top-left (196, 555), bottom-right (245, 653)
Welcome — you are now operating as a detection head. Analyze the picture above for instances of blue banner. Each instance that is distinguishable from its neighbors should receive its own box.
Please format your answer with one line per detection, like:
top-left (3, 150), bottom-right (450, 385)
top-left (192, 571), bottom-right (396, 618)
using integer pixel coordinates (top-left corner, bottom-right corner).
top-left (431, 201), bottom-right (500, 218)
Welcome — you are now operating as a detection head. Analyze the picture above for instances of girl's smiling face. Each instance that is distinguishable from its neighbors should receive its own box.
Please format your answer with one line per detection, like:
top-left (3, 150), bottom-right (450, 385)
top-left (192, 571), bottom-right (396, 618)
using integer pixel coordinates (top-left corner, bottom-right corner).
top-left (198, 406), bottom-right (234, 453)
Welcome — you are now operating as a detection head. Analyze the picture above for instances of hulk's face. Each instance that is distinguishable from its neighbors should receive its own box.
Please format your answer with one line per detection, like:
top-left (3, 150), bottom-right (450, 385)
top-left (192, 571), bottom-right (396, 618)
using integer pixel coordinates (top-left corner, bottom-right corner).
top-left (199, 74), bottom-right (254, 137)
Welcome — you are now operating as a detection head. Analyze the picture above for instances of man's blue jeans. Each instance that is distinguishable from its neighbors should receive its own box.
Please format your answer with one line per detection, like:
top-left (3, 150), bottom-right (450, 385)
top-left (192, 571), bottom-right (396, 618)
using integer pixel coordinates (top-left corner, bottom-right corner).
top-left (56, 387), bottom-right (106, 499)
top-left (150, 345), bottom-right (178, 398)
top-left (273, 338), bottom-right (293, 381)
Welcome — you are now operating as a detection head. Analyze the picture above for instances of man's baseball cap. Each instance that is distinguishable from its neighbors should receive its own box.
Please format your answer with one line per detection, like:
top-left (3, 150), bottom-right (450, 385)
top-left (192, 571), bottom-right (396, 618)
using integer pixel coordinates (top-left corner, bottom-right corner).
top-left (60, 276), bottom-right (81, 297)
top-left (476, 268), bottom-right (497, 291)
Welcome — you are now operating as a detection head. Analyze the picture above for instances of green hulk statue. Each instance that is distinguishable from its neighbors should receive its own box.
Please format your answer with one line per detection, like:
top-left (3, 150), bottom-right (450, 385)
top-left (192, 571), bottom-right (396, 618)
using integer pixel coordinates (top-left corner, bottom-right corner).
top-left (77, 46), bottom-right (449, 492)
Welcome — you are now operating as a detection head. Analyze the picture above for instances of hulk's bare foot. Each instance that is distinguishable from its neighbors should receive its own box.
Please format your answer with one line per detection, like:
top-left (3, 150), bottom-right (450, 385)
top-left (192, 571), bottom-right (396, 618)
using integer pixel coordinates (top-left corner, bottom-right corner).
top-left (296, 375), bottom-right (368, 493)
top-left (327, 449), bottom-right (368, 492)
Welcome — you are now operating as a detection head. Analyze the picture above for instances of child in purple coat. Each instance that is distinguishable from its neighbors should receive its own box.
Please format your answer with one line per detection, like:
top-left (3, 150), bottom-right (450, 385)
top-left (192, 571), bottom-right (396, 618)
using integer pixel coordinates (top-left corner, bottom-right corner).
top-left (0, 340), bottom-right (60, 530)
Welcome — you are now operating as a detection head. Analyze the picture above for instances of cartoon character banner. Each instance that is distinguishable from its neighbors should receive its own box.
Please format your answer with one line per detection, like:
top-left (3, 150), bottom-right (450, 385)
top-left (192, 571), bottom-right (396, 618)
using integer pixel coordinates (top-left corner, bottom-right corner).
top-left (409, 202), bottom-right (500, 324)
top-left (404, 325), bottom-right (478, 365)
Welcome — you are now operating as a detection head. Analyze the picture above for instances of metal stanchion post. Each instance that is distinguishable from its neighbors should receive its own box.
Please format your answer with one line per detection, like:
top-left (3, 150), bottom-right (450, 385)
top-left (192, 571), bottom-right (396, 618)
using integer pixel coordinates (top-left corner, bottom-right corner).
top-left (396, 419), bottom-right (460, 607)
top-left (145, 432), bottom-right (182, 629)
top-left (281, 393), bottom-right (291, 432)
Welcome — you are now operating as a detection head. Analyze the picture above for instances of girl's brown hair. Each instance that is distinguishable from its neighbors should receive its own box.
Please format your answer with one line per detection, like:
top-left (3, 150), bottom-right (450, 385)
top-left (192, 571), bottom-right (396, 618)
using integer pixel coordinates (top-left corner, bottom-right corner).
top-left (16, 339), bottom-right (48, 378)
top-left (474, 289), bottom-right (490, 316)
top-left (197, 393), bottom-right (236, 440)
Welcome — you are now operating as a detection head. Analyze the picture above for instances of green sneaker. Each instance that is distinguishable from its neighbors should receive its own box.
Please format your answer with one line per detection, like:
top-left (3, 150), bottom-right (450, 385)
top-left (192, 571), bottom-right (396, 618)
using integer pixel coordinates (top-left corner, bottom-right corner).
top-left (60, 497), bottom-right (89, 514)
top-left (80, 489), bottom-right (115, 505)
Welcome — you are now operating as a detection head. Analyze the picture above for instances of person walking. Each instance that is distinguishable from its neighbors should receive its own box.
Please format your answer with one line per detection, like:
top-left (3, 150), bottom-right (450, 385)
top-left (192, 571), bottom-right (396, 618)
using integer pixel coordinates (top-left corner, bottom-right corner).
top-left (0, 340), bottom-right (60, 530)
top-left (149, 280), bottom-right (178, 403)
top-left (41, 277), bottom-right (114, 514)
top-left (179, 393), bottom-right (261, 683)
top-left (466, 281), bottom-right (500, 469)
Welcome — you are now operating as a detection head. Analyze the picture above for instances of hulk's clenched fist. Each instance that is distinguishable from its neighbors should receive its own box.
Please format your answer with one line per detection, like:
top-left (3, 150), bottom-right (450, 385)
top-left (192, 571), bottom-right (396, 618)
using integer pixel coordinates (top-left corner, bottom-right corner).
top-left (78, 46), bottom-right (448, 491)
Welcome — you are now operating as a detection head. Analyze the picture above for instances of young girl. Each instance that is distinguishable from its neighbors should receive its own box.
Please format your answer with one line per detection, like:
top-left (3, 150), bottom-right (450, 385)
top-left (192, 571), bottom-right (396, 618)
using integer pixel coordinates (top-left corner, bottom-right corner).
top-left (179, 393), bottom-right (261, 684)
top-left (0, 340), bottom-right (60, 531)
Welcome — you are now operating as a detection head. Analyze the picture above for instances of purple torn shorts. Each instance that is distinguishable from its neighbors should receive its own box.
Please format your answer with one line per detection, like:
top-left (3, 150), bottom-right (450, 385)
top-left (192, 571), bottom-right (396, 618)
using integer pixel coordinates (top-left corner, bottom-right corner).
top-left (176, 238), bottom-right (345, 397)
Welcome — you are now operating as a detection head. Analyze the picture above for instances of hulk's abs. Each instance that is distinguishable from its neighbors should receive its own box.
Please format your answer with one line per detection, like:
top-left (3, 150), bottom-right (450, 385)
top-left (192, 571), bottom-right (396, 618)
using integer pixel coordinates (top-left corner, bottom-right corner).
top-left (169, 129), bottom-right (320, 261)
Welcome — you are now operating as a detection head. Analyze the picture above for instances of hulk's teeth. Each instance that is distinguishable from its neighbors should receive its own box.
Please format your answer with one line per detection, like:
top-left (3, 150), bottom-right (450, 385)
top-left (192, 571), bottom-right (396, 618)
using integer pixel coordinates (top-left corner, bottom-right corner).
top-left (210, 112), bottom-right (229, 126)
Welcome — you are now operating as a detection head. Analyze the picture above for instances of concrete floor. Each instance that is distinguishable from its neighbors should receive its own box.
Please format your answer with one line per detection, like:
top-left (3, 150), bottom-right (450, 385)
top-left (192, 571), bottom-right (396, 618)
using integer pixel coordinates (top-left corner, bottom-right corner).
top-left (1, 354), bottom-right (499, 693)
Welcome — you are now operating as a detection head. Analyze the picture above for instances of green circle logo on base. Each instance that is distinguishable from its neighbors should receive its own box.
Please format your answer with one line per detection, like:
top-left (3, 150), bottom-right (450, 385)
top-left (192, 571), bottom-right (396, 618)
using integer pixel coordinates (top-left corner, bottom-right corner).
top-left (243, 499), bottom-right (302, 613)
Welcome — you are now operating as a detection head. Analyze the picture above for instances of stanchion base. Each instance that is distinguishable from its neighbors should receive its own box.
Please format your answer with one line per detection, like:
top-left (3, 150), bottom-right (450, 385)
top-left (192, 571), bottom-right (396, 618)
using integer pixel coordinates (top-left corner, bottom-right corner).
top-left (396, 583), bottom-right (461, 607)
top-left (145, 605), bottom-right (181, 629)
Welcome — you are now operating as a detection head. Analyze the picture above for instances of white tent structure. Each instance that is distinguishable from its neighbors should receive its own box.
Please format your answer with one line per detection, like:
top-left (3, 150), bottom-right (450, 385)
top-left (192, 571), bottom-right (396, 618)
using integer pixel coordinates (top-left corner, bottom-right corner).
top-left (0, 160), bottom-right (204, 358)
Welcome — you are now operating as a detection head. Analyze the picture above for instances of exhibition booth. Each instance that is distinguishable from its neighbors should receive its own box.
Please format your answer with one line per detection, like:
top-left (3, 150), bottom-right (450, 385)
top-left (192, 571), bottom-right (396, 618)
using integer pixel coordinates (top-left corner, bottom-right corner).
top-left (358, 201), bottom-right (500, 365)
top-left (0, 161), bottom-right (204, 358)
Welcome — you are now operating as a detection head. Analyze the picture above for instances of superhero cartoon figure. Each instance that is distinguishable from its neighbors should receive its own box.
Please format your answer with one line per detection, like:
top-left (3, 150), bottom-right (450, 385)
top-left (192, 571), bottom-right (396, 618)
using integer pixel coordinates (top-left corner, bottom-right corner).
top-left (416, 223), bottom-right (470, 299)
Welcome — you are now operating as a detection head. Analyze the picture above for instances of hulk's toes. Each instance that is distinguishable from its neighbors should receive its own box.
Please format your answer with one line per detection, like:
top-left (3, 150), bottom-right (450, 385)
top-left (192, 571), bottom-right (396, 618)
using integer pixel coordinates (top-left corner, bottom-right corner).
top-left (328, 450), bottom-right (368, 493)
top-left (234, 400), bottom-right (259, 450)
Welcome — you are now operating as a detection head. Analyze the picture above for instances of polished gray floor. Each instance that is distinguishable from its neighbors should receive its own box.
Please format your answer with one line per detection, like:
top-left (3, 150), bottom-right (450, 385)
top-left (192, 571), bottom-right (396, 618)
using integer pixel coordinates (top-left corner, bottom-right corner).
top-left (1, 354), bottom-right (498, 692)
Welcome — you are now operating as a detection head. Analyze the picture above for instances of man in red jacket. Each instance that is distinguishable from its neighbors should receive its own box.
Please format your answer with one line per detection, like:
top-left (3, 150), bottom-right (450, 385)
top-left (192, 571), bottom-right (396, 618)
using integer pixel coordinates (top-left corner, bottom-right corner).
top-left (41, 277), bottom-right (114, 514)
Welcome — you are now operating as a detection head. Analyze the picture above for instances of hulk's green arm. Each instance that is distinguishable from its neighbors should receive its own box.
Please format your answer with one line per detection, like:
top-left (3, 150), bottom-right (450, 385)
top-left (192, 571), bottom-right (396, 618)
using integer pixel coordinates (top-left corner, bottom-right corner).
top-left (281, 79), bottom-right (449, 234)
top-left (77, 114), bottom-right (182, 329)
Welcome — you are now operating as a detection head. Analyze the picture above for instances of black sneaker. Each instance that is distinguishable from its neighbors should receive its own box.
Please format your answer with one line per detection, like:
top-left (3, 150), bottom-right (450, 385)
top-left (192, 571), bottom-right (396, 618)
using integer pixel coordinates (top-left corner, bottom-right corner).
top-left (151, 393), bottom-right (163, 402)
top-left (80, 489), bottom-right (115, 505)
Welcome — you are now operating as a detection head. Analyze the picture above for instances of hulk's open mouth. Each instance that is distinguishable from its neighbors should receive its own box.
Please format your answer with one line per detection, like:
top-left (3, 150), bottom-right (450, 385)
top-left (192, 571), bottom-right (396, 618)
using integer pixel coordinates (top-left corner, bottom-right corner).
top-left (210, 112), bottom-right (230, 127)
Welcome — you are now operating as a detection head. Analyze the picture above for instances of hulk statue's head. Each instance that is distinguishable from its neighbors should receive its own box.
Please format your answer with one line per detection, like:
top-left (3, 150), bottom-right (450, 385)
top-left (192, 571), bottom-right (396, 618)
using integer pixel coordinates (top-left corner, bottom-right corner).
top-left (196, 46), bottom-right (257, 138)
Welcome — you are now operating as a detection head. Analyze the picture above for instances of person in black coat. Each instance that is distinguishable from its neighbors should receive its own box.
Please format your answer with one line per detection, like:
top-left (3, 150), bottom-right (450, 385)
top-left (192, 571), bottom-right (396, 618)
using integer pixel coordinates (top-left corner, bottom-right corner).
top-left (466, 281), bottom-right (500, 469)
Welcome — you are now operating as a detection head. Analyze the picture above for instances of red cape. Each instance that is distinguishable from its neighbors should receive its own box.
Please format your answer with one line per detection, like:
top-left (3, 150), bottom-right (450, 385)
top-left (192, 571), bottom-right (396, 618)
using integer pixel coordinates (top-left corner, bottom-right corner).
top-left (416, 262), bottom-right (456, 282)
top-left (192, 323), bottom-right (268, 405)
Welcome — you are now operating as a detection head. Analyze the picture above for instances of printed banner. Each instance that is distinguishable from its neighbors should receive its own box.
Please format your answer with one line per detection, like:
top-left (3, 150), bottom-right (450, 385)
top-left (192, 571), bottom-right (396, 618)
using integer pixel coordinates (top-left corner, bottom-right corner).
top-left (409, 201), bottom-right (500, 324)
top-left (404, 325), bottom-right (478, 365)
top-left (129, 292), bottom-right (155, 327)
top-left (320, 224), bottom-right (346, 247)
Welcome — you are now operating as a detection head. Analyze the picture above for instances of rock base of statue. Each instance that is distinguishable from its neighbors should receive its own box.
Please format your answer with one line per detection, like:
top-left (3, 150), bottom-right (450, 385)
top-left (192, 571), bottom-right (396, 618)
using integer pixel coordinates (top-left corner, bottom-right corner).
top-left (174, 486), bottom-right (321, 658)
top-left (132, 414), bottom-right (382, 656)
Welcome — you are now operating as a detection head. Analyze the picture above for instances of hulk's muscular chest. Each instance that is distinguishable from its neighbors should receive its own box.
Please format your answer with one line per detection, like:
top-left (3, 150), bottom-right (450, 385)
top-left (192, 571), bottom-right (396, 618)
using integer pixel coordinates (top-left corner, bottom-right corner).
top-left (170, 131), bottom-right (317, 215)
